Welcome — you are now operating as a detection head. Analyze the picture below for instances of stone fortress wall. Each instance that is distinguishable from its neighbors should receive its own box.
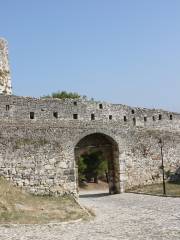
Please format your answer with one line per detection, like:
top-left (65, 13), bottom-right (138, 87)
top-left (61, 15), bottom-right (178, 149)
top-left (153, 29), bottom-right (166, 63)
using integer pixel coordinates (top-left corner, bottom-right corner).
top-left (0, 94), bottom-right (180, 127)
top-left (0, 38), bottom-right (180, 196)
top-left (0, 95), bottom-right (180, 196)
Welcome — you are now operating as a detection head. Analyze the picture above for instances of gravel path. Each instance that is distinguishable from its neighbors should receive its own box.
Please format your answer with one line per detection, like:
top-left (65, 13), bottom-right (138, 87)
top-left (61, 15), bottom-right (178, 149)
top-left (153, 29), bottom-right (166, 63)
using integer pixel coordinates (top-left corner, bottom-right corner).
top-left (0, 191), bottom-right (180, 240)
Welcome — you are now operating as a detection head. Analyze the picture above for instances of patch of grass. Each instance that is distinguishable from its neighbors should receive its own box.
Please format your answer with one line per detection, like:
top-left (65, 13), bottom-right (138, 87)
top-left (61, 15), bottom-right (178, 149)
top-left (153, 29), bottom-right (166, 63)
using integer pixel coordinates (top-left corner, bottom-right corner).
top-left (127, 182), bottom-right (180, 197)
top-left (0, 177), bottom-right (88, 224)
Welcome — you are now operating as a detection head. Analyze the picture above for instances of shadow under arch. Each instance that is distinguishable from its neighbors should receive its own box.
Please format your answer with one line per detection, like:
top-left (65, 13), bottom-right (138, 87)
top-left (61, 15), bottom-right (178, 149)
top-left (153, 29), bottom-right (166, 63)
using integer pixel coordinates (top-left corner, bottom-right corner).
top-left (73, 129), bottom-right (120, 149)
top-left (74, 132), bottom-right (120, 195)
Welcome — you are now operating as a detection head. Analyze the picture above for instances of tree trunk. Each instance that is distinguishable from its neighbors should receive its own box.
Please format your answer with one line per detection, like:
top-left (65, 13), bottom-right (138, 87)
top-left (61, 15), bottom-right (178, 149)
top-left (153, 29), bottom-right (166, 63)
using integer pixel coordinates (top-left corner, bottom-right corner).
top-left (94, 175), bottom-right (98, 183)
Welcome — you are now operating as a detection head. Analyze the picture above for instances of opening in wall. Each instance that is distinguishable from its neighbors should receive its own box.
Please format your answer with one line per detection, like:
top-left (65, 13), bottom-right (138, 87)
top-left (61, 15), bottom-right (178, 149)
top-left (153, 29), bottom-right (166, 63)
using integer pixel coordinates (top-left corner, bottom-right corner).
top-left (131, 109), bottom-right (135, 114)
top-left (109, 115), bottom-right (112, 120)
top-left (75, 133), bottom-right (120, 195)
top-left (99, 104), bottom-right (103, 109)
top-left (73, 101), bottom-right (77, 106)
top-left (170, 114), bottom-right (173, 120)
top-left (30, 112), bottom-right (35, 119)
top-left (133, 117), bottom-right (136, 126)
top-left (53, 112), bottom-right (58, 118)
top-left (124, 116), bottom-right (127, 122)
top-left (152, 116), bottom-right (155, 121)
top-left (6, 105), bottom-right (10, 111)
top-left (73, 114), bottom-right (78, 119)
top-left (91, 114), bottom-right (95, 120)
top-left (159, 114), bottom-right (162, 120)
top-left (144, 116), bottom-right (147, 122)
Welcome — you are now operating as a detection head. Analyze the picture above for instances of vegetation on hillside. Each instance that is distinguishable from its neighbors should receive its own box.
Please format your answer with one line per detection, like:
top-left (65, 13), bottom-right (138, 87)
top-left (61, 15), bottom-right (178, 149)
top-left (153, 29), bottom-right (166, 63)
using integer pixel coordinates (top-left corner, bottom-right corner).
top-left (0, 177), bottom-right (87, 224)
top-left (127, 182), bottom-right (180, 197)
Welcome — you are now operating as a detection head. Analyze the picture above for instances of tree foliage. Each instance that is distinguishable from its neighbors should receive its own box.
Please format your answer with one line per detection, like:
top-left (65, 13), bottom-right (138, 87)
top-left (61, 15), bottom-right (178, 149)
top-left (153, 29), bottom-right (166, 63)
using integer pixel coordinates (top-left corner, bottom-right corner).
top-left (78, 156), bottom-right (87, 181)
top-left (43, 91), bottom-right (81, 99)
top-left (77, 151), bottom-right (108, 183)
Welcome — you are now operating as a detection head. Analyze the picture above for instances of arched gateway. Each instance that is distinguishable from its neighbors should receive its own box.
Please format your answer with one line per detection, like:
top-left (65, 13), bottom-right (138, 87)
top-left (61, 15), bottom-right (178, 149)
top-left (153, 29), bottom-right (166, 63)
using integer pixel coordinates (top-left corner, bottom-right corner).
top-left (74, 133), bottom-right (121, 194)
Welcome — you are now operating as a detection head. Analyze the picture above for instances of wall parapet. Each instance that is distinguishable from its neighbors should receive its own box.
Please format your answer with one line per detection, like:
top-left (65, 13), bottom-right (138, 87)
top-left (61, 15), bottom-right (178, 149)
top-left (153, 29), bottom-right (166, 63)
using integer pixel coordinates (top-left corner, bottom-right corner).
top-left (0, 95), bottom-right (179, 131)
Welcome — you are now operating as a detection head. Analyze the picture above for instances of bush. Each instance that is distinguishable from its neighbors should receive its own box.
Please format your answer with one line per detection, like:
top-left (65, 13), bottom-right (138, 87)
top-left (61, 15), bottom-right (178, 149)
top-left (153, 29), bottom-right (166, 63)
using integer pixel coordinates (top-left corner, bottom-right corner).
top-left (43, 91), bottom-right (81, 99)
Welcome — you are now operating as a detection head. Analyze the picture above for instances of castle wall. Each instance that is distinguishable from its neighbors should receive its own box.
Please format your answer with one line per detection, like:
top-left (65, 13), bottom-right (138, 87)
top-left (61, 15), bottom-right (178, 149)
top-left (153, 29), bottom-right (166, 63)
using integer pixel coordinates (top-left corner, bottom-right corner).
top-left (0, 95), bottom-right (180, 196)
top-left (0, 95), bottom-right (179, 127)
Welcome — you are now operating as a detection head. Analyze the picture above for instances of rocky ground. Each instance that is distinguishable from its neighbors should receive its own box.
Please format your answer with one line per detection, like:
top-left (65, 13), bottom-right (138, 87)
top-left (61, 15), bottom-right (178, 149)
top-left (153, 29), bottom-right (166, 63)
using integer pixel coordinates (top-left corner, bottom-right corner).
top-left (0, 191), bottom-right (180, 240)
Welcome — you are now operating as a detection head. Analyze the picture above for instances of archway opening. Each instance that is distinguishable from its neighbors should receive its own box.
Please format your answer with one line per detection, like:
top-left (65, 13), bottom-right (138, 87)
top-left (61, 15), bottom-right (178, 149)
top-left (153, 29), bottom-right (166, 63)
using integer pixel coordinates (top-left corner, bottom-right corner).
top-left (74, 133), bottom-right (120, 195)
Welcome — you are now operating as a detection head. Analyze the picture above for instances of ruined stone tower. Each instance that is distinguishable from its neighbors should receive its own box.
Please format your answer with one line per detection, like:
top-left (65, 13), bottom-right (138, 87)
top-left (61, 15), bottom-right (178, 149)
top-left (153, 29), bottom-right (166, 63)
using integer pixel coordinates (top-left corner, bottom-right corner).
top-left (0, 38), bottom-right (12, 95)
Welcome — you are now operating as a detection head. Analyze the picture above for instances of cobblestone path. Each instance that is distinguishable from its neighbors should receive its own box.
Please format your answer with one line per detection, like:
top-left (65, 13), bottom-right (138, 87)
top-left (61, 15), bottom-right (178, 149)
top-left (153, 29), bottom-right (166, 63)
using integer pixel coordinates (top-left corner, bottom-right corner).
top-left (0, 192), bottom-right (180, 240)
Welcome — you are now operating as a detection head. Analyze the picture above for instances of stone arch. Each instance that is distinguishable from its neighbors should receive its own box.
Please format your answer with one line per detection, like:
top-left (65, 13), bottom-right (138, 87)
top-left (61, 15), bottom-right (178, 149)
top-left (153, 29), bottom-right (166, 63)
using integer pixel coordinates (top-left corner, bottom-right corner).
top-left (73, 129), bottom-right (120, 149)
top-left (74, 131), bottom-right (121, 195)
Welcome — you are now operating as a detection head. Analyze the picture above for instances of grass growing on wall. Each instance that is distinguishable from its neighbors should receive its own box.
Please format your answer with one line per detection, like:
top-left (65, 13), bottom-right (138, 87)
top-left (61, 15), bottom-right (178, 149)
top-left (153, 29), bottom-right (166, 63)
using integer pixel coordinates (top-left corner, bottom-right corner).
top-left (0, 177), bottom-right (87, 224)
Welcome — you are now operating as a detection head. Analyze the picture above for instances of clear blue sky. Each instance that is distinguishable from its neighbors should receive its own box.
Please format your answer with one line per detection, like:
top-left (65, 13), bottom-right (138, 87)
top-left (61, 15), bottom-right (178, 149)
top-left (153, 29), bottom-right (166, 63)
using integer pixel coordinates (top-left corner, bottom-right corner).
top-left (1, 0), bottom-right (180, 111)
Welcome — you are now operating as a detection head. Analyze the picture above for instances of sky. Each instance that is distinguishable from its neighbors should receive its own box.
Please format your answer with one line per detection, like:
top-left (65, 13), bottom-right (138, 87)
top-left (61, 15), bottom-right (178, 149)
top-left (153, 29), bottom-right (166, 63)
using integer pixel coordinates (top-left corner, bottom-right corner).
top-left (1, 0), bottom-right (180, 111)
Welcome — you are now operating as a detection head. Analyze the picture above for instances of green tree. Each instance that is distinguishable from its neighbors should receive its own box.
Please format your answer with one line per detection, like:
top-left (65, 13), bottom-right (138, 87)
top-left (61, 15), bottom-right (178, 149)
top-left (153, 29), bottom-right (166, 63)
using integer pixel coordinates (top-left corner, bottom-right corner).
top-left (77, 156), bottom-right (87, 182)
top-left (81, 151), bottom-right (108, 183)
top-left (43, 91), bottom-right (81, 99)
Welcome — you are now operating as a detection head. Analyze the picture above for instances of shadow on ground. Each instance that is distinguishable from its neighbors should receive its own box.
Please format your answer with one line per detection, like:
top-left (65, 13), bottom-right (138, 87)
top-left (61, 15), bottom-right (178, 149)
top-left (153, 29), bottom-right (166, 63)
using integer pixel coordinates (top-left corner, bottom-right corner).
top-left (79, 192), bottom-right (109, 198)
